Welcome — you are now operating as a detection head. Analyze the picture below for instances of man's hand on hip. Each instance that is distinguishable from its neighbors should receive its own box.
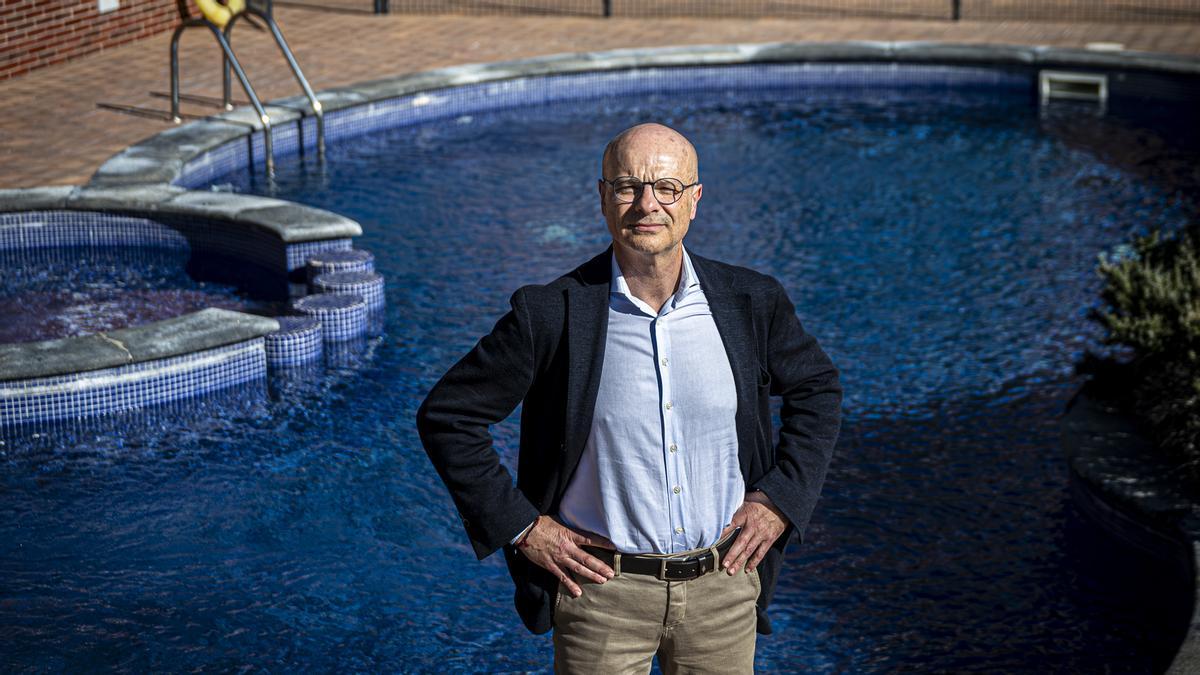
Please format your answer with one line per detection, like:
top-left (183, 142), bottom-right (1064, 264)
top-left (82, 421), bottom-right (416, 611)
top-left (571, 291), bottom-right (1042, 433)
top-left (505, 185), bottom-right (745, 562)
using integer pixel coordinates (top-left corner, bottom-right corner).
top-left (518, 516), bottom-right (615, 598)
top-left (720, 491), bottom-right (789, 575)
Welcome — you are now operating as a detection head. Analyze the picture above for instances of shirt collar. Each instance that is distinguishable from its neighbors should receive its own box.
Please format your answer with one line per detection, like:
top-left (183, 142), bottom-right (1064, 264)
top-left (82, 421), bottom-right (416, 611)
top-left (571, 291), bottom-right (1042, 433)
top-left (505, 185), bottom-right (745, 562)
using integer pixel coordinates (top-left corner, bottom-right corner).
top-left (610, 246), bottom-right (701, 313)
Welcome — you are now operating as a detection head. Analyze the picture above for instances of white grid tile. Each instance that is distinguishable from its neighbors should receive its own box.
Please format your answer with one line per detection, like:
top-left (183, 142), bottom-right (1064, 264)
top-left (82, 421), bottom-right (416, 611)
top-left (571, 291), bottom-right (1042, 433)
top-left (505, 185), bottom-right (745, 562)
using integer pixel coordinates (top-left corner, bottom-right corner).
top-left (312, 271), bottom-right (385, 315)
top-left (0, 339), bottom-right (267, 430)
top-left (293, 293), bottom-right (367, 343)
top-left (265, 315), bottom-right (324, 366)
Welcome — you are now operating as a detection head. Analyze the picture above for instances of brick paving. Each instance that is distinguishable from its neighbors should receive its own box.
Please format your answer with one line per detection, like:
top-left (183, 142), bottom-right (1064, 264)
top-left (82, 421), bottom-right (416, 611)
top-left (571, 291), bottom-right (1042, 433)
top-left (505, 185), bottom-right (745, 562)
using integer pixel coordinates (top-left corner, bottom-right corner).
top-left (1, 7), bottom-right (1198, 189)
top-left (381, 0), bottom-right (1200, 22)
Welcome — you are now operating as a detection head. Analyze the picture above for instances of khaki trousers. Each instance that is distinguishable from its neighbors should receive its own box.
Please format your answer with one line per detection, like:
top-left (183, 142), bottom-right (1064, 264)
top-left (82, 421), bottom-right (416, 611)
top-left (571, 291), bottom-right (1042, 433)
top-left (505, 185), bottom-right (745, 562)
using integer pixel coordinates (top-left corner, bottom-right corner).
top-left (552, 559), bottom-right (760, 674)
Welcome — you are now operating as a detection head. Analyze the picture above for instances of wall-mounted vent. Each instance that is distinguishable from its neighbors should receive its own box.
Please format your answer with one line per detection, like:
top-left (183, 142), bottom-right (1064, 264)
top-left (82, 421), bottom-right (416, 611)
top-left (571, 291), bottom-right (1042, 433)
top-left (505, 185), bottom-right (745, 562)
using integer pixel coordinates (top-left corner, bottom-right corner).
top-left (1039, 70), bottom-right (1108, 107)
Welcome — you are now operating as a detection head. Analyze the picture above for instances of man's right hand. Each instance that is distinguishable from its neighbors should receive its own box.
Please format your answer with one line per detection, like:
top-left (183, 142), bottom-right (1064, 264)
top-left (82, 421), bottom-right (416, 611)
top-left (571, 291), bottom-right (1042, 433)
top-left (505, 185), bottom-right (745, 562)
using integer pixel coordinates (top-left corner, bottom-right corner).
top-left (517, 516), bottom-right (615, 598)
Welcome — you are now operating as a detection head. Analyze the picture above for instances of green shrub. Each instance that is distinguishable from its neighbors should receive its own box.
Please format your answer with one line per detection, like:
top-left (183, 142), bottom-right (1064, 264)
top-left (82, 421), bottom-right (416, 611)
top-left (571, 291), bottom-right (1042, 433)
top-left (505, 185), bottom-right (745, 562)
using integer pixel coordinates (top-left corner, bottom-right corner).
top-left (1090, 224), bottom-right (1200, 481)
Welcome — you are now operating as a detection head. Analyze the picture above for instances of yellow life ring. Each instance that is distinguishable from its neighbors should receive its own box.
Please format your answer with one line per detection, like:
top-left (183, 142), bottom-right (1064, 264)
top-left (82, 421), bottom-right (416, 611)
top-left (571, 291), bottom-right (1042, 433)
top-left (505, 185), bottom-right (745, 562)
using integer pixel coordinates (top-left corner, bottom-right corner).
top-left (195, 0), bottom-right (245, 28)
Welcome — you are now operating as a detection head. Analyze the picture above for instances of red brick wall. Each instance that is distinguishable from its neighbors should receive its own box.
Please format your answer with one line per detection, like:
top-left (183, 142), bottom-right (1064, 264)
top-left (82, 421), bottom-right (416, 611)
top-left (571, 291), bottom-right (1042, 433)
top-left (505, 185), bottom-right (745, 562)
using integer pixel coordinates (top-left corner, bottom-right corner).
top-left (0, 1), bottom-right (195, 81)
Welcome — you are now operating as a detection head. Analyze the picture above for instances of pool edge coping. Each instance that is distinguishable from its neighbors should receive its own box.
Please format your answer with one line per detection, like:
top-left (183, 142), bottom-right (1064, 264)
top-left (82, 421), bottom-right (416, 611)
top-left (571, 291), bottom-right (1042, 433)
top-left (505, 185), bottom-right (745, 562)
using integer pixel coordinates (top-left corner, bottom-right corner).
top-left (0, 185), bottom-right (362, 244)
top-left (0, 308), bottom-right (281, 382)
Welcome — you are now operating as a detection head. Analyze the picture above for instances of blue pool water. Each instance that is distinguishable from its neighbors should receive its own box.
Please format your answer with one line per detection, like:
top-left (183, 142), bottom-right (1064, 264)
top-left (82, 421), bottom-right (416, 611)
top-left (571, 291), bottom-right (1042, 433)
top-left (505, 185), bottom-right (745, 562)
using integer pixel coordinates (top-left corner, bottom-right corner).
top-left (3, 83), bottom-right (1198, 671)
top-left (0, 247), bottom-right (284, 343)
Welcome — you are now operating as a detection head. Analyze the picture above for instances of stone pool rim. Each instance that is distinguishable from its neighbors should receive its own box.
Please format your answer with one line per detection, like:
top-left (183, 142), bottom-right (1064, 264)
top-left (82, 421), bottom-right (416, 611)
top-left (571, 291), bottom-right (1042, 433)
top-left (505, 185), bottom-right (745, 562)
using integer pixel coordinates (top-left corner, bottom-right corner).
top-left (0, 184), bottom-right (361, 244)
top-left (0, 308), bottom-right (279, 382)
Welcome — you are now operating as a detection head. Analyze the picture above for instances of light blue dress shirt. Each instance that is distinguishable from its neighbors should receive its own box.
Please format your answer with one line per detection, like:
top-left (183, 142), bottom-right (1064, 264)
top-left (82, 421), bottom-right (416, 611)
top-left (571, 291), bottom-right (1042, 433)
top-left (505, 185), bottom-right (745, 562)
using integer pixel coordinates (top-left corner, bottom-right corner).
top-left (557, 248), bottom-right (744, 554)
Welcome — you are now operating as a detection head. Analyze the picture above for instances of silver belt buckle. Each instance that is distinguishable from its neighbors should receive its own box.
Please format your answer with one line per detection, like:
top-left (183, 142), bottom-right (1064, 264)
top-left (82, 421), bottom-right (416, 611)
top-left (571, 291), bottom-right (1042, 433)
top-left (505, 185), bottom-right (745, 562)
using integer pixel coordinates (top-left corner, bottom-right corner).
top-left (658, 556), bottom-right (705, 581)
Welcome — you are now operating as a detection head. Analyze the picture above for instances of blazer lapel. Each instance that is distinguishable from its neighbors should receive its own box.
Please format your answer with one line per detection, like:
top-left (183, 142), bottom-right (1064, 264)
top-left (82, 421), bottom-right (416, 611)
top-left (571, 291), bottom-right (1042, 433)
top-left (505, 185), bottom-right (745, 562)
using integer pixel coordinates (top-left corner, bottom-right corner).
top-left (558, 253), bottom-right (612, 497)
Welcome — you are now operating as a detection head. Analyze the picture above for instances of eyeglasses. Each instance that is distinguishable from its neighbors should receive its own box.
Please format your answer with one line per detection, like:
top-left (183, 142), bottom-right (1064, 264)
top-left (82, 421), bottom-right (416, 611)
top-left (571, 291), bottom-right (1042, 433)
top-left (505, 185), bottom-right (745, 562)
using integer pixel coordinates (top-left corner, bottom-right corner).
top-left (601, 176), bottom-right (698, 205)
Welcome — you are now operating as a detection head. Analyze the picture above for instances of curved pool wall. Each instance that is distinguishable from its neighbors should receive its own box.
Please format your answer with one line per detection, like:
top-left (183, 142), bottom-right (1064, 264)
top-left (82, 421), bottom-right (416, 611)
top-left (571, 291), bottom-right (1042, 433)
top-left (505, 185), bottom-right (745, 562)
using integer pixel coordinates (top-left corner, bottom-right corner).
top-left (87, 42), bottom-right (1200, 189)
top-left (2, 40), bottom-right (1199, 667)
top-left (0, 185), bottom-right (365, 432)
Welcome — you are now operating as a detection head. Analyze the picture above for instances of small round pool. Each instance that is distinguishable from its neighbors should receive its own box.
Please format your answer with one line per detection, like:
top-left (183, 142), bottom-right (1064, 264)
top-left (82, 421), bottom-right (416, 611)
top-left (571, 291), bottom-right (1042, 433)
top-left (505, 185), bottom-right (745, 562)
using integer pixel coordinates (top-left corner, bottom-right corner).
top-left (3, 62), bottom-right (1198, 671)
top-left (0, 246), bottom-right (286, 344)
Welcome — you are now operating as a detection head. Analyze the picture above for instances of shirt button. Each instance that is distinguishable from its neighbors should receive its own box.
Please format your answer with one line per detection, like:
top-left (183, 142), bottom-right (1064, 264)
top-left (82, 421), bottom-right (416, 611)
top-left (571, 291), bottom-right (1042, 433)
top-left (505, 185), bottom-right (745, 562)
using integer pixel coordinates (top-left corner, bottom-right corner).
top-left (664, 401), bottom-right (673, 411)
top-left (675, 527), bottom-right (684, 534)
top-left (669, 443), bottom-right (678, 453)
top-left (661, 357), bottom-right (669, 366)
top-left (673, 486), bottom-right (681, 494)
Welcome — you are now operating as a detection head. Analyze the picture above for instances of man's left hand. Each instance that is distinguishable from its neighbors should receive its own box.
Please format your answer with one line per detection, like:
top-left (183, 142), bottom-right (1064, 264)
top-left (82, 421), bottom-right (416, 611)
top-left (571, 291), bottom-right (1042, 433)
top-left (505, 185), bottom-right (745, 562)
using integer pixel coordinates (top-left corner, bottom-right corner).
top-left (720, 491), bottom-right (788, 575)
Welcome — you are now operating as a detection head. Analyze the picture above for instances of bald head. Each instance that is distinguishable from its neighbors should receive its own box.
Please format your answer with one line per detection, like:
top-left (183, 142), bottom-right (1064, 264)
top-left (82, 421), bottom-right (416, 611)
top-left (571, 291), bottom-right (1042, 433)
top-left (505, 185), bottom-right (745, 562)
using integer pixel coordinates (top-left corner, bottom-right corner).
top-left (602, 123), bottom-right (698, 183)
top-left (597, 123), bottom-right (703, 267)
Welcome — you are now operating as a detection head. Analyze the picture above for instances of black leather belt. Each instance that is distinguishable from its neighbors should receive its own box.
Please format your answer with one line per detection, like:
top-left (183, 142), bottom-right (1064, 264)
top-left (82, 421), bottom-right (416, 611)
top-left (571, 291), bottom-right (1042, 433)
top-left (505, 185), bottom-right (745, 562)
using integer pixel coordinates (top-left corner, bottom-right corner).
top-left (582, 529), bottom-right (739, 582)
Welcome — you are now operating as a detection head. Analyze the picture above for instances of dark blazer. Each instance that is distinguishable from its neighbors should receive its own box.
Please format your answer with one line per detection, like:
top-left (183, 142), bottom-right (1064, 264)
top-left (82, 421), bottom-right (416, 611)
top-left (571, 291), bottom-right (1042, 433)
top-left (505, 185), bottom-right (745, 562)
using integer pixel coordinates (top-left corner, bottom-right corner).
top-left (416, 247), bottom-right (842, 635)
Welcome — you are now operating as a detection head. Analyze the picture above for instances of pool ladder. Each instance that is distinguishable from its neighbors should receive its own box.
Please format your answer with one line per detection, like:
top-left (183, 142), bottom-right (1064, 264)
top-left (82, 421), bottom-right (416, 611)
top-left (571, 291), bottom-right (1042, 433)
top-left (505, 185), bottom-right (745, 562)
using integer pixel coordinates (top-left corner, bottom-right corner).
top-left (169, 0), bottom-right (324, 175)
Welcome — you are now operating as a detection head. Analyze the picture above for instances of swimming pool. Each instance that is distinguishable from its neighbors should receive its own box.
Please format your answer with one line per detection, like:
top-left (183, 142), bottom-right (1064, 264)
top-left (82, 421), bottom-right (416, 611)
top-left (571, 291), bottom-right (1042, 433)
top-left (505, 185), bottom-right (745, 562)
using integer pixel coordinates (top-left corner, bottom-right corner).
top-left (3, 58), bottom-right (1199, 671)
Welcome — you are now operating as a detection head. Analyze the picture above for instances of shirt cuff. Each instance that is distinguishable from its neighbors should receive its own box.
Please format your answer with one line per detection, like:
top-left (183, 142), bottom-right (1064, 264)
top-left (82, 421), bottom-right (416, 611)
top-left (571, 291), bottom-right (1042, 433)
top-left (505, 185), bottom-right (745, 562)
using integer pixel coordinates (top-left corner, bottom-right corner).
top-left (510, 518), bottom-right (537, 546)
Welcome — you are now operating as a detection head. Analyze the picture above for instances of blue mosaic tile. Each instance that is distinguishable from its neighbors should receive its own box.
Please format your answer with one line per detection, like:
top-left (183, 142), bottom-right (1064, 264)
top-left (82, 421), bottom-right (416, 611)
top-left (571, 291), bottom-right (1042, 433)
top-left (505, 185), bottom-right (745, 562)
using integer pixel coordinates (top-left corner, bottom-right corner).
top-left (1, 378), bottom-right (269, 443)
top-left (0, 210), bottom-right (290, 277)
top-left (0, 339), bottom-right (267, 431)
top-left (293, 292), bottom-right (367, 343)
top-left (264, 315), bottom-right (323, 367)
top-left (306, 248), bottom-right (375, 282)
top-left (312, 271), bottom-right (385, 315)
top-left (0, 244), bottom-right (193, 286)
top-left (0, 211), bottom-right (189, 251)
top-left (286, 239), bottom-right (353, 274)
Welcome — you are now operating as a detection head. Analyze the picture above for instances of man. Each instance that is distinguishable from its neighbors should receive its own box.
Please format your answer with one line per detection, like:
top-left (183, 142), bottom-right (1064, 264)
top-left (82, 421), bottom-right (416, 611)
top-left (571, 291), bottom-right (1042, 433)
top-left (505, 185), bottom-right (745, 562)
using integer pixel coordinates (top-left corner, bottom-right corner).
top-left (417, 123), bottom-right (841, 672)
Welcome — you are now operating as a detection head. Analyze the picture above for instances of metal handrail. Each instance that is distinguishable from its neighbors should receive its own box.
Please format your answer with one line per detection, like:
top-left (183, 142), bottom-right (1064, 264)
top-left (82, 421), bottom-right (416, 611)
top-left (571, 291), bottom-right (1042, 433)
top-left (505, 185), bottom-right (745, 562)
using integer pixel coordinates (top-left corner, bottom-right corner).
top-left (223, 1), bottom-right (325, 158)
top-left (169, 16), bottom-right (275, 175)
